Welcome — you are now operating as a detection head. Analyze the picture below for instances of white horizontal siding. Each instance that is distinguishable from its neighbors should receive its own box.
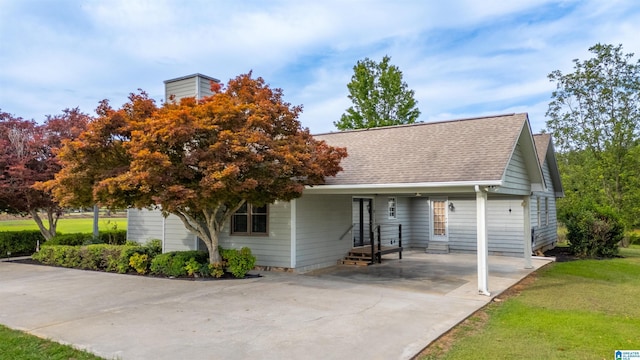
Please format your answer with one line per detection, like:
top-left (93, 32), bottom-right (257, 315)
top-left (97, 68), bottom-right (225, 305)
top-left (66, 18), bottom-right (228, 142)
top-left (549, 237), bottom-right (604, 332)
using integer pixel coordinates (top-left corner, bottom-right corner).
top-left (373, 195), bottom-right (408, 247)
top-left (447, 197), bottom-right (477, 252)
top-left (166, 78), bottom-right (196, 101)
top-left (487, 197), bottom-right (525, 256)
top-left (127, 208), bottom-right (163, 243)
top-left (218, 201), bottom-right (291, 268)
top-left (198, 76), bottom-right (215, 98)
top-left (531, 160), bottom-right (559, 251)
top-left (295, 194), bottom-right (353, 271)
top-left (163, 214), bottom-right (197, 252)
top-left (409, 197), bottom-right (429, 248)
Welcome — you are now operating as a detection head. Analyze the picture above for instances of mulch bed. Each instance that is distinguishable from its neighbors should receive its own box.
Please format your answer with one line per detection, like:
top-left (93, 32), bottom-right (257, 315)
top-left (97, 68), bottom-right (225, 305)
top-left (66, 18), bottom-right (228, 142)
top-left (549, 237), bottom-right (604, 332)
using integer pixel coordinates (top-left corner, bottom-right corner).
top-left (543, 246), bottom-right (579, 262)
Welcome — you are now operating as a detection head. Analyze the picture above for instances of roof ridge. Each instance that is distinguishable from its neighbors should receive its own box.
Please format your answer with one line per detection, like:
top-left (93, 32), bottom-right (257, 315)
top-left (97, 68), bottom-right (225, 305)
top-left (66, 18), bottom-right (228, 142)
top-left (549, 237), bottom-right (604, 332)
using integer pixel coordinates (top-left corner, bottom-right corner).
top-left (313, 113), bottom-right (522, 136)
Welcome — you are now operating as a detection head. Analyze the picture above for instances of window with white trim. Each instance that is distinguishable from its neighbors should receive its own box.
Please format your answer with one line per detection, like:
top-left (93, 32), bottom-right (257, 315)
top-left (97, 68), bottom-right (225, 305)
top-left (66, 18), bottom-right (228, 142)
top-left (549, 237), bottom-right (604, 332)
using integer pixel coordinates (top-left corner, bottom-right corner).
top-left (544, 197), bottom-right (549, 226)
top-left (536, 197), bottom-right (541, 227)
top-left (231, 203), bottom-right (268, 235)
top-left (388, 197), bottom-right (397, 219)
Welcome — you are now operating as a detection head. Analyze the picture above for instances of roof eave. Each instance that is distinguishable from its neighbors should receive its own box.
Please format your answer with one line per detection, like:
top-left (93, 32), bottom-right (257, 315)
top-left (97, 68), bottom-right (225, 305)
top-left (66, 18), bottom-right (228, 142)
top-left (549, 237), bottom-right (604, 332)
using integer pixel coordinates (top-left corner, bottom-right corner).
top-left (304, 180), bottom-right (503, 195)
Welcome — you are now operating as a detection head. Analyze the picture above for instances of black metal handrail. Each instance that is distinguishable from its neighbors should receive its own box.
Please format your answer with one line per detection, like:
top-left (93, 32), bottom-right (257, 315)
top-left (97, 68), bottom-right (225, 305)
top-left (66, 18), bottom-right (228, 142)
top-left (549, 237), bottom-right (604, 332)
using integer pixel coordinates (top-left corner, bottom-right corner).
top-left (372, 223), bottom-right (403, 264)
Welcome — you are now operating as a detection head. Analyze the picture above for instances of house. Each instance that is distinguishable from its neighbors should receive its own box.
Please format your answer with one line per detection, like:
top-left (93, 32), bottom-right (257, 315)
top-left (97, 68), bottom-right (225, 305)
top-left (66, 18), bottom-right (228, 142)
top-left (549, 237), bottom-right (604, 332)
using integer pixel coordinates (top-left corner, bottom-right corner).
top-left (127, 74), bottom-right (563, 295)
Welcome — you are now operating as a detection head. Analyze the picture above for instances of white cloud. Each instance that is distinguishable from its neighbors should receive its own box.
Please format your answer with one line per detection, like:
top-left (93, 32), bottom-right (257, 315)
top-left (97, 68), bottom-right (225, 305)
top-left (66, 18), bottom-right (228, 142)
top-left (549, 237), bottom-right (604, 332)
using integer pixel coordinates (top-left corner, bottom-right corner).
top-left (0, 0), bottom-right (638, 134)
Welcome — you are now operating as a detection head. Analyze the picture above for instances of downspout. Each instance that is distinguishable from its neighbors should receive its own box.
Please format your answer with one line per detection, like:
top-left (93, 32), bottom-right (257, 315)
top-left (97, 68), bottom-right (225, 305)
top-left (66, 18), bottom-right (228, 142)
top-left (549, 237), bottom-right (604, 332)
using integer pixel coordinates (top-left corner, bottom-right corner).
top-left (475, 185), bottom-right (490, 296)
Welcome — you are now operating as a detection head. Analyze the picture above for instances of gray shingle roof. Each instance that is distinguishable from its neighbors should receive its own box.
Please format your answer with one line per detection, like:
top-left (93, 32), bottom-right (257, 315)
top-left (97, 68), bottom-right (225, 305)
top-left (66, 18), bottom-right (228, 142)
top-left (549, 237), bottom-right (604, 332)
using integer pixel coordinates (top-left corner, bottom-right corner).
top-left (314, 113), bottom-right (528, 185)
top-left (533, 133), bottom-right (551, 167)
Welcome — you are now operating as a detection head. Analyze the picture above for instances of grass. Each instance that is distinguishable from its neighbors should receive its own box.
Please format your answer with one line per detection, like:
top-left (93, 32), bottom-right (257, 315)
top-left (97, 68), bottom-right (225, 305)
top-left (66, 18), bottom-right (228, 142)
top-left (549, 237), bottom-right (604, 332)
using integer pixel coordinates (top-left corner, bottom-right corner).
top-left (0, 324), bottom-right (105, 360)
top-left (420, 245), bottom-right (640, 359)
top-left (0, 218), bottom-right (127, 234)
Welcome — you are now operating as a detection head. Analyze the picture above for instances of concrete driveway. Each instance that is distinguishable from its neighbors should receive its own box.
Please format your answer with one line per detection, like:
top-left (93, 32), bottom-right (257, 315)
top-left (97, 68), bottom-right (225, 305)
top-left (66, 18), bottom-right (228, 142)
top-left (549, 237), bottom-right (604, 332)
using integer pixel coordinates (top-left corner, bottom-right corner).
top-left (0, 251), bottom-right (551, 360)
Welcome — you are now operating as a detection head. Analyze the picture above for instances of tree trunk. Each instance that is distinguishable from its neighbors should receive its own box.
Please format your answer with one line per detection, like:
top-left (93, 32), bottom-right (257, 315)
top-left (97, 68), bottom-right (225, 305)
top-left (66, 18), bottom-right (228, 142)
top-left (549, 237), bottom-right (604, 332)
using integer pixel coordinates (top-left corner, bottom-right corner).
top-left (30, 209), bottom-right (57, 240)
top-left (206, 230), bottom-right (222, 264)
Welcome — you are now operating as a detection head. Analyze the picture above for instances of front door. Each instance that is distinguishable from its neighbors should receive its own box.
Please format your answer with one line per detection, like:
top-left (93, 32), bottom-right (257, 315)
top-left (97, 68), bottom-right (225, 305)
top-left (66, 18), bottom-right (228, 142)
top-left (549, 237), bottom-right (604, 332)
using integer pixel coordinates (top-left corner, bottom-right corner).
top-left (352, 198), bottom-right (373, 247)
top-left (430, 198), bottom-right (449, 242)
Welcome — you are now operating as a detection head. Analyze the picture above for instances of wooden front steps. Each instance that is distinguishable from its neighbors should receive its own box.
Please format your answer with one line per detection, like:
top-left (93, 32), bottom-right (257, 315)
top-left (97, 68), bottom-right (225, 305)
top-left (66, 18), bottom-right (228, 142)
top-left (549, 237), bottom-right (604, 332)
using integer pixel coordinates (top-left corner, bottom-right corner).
top-left (338, 246), bottom-right (404, 266)
top-left (339, 250), bottom-right (373, 266)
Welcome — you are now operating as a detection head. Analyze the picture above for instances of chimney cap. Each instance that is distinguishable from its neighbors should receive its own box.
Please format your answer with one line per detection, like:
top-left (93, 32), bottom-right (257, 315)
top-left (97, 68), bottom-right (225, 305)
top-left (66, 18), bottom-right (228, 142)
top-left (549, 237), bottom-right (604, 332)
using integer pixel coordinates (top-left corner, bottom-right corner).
top-left (164, 73), bottom-right (220, 84)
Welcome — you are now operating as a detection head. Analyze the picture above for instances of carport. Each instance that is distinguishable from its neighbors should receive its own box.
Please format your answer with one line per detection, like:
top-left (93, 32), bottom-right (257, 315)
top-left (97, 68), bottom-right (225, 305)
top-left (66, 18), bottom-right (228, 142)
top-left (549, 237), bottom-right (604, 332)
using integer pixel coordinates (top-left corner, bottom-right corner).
top-left (0, 252), bottom-right (552, 360)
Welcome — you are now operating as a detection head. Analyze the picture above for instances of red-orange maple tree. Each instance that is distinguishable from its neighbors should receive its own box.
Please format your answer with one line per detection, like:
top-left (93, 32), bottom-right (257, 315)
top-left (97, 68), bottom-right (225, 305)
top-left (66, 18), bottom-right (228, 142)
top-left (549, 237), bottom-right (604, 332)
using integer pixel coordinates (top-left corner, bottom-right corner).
top-left (47, 74), bottom-right (347, 263)
top-left (1, 108), bottom-right (90, 239)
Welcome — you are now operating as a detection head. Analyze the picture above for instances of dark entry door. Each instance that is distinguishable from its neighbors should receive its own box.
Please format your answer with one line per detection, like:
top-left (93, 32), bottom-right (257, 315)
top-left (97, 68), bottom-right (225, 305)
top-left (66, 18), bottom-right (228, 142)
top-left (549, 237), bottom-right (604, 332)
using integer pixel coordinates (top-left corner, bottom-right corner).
top-left (352, 198), bottom-right (373, 247)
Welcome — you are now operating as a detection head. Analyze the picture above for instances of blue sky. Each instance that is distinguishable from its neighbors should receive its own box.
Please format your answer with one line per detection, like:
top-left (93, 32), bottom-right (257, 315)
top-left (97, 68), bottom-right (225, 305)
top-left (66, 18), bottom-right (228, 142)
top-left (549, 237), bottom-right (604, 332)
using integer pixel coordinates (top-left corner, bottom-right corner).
top-left (1, 0), bottom-right (639, 134)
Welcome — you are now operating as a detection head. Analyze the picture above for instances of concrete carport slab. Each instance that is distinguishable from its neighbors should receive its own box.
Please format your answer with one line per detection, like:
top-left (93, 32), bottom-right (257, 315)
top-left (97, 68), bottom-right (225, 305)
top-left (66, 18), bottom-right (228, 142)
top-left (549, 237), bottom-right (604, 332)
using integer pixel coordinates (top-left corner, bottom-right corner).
top-left (0, 252), bottom-right (552, 360)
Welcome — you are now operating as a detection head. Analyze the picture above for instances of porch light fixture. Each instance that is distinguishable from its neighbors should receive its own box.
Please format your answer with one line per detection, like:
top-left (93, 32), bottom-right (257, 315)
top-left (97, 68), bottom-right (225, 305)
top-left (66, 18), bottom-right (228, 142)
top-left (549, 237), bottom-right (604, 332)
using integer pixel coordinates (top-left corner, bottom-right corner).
top-left (415, 193), bottom-right (422, 197)
top-left (448, 202), bottom-right (455, 211)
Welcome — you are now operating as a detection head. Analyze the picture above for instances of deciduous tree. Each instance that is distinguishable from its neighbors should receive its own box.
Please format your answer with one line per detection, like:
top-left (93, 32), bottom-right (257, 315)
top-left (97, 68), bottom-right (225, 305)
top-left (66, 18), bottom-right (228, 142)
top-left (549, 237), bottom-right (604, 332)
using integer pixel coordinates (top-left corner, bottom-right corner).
top-left (0, 108), bottom-right (90, 239)
top-left (334, 55), bottom-right (421, 130)
top-left (46, 74), bottom-right (347, 263)
top-left (546, 43), bottom-right (640, 228)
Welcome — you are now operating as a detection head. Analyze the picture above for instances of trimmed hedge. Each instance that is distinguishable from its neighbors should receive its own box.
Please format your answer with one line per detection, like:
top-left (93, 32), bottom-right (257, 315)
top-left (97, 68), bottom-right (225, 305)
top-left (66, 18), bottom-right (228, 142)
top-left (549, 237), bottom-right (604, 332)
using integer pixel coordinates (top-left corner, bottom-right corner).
top-left (32, 242), bottom-right (256, 279)
top-left (45, 230), bottom-right (128, 246)
top-left (0, 231), bottom-right (44, 258)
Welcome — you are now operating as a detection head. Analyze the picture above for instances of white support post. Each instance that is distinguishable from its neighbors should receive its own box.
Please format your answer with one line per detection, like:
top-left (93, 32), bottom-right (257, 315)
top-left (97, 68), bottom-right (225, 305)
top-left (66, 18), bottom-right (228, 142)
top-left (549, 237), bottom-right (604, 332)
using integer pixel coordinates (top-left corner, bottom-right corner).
top-left (475, 186), bottom-right (490, 296)
top-left (522, 196), bottom-right (533, 269)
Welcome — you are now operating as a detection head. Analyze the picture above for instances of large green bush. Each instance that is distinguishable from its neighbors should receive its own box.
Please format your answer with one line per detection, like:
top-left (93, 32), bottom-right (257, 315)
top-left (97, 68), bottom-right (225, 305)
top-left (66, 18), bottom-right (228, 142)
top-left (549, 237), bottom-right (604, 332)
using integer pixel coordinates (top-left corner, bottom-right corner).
top-left (565, 207), bottom-right (623, 258)
top-left (0, 231), bottom-right (43, 258)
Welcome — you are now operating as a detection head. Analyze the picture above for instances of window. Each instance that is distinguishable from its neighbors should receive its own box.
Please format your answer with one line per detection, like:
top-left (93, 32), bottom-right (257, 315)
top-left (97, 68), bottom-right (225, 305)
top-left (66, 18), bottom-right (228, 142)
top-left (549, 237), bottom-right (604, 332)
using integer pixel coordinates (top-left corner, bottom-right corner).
top-left (231, 203), bottom-right (268, 235)
top-left (387, 197), bottom-right (397, 219)
top-left (544, 197), bottom-right (549, 226)
top-left (432, 200), bottom-right (446, 236)
top-left (536, 197), bottom-right (541, 227)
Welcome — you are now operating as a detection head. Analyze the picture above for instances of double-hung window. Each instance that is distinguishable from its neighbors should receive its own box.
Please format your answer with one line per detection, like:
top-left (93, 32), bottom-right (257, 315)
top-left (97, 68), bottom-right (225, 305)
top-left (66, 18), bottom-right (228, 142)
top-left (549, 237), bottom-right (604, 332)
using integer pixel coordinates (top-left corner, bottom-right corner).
top-left (388, 197), bottom-right (397, 219)
top-left (231, 203), bottom-right (268, 235)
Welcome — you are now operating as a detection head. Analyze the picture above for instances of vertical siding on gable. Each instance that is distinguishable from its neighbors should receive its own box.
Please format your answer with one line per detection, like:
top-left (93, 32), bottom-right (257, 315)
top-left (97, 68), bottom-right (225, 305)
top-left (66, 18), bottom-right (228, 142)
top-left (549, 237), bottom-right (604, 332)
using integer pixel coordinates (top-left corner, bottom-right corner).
top-left (531, 160), bottom-right (559, 251)
top-left (127, 209), bottom-right (163, 243)
top-left (295, 194), bottom-right (353, 271)
top-left (498, 144), bottom-right (532, 195)
top-left (218, 201), bottom-right (291, 268)
top-left (163, 214), bottom-right (197, 252)
top-left (408, 197), bottom-right (430, 248)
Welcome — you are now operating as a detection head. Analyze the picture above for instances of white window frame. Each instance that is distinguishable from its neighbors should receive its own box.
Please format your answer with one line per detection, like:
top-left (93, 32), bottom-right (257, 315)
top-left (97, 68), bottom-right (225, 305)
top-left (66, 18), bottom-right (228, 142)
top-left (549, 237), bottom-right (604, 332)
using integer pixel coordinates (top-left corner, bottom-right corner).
top-left (536, 197), bottom-right (541, 227)
top-left (387, 197), bottom-right (397, 220)
top-left (544, 197), bottom-right (549, 226)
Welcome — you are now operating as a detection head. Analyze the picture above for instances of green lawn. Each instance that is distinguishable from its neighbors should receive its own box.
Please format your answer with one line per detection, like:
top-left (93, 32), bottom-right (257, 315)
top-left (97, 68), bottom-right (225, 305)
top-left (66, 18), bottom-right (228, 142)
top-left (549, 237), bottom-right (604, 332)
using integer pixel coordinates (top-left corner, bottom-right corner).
top-left (0, 217), bottom-right (127, 234)
top-left (0, 324), bottom-right (105, 360)
top-left (421, 246), bottom-right (640, 359)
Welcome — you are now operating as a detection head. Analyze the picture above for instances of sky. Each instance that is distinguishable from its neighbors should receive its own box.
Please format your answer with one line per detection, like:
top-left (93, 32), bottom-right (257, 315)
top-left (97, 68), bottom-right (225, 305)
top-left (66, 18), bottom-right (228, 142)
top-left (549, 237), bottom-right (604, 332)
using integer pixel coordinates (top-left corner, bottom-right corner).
top-left (1, 0), bottom-right (639, 135)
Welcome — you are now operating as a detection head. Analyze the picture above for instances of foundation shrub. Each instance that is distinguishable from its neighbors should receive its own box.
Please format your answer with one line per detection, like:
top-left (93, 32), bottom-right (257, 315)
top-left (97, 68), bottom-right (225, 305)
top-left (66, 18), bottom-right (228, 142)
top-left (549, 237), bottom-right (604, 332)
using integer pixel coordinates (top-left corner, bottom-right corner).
top-left (77, 246), bottom-right (103, 270)
top-left (150, 251), bottom-right (208, 277)
top-left (129, 253), bottom-right (150, 274)
top-left (220, 247), bottom-right (256, 278)
top-left (0, 231), bottom-right (43, 258)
